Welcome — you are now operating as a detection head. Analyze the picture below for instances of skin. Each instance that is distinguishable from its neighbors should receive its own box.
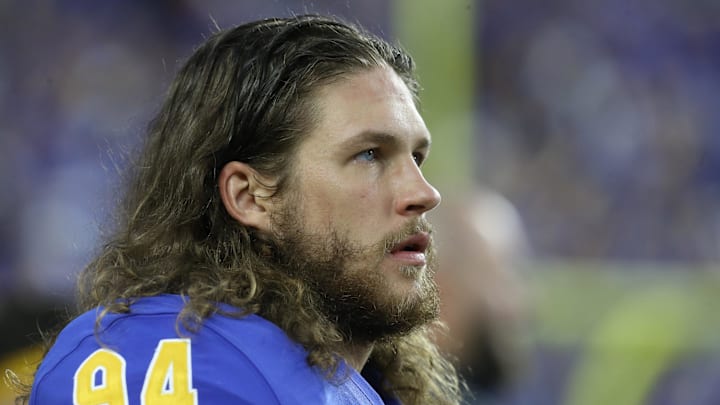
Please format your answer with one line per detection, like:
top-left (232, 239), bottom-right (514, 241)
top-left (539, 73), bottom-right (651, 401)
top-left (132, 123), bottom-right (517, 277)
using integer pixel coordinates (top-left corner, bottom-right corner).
top-left (219, 65), bottom-right (441, 370)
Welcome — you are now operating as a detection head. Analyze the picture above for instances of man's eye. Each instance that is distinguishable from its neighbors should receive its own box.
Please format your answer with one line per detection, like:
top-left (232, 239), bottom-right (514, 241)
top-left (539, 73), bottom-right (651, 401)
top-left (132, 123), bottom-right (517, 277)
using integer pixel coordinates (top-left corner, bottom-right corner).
top-left (356, 148), bottom-right (378, 162)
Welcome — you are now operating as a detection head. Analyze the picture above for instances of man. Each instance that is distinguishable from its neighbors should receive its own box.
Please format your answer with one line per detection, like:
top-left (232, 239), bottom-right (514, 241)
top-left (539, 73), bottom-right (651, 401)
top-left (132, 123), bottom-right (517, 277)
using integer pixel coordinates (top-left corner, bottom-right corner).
top-left (22, 15), bottom-right (460, 404)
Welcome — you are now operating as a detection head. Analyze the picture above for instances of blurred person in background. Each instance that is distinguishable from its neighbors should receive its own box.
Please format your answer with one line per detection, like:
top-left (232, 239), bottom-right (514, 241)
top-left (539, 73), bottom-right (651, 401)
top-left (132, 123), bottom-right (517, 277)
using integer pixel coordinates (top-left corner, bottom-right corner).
top-left (431, 189), bottom-right (530, 404)
top-left (15, 15), bottom-right (461, 405)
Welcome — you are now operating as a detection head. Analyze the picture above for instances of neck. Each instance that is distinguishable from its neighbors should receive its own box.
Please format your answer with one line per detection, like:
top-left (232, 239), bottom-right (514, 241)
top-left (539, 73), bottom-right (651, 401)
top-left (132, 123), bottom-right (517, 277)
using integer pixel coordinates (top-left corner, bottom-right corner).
top-left (339, 341), bottom-right (375, 372)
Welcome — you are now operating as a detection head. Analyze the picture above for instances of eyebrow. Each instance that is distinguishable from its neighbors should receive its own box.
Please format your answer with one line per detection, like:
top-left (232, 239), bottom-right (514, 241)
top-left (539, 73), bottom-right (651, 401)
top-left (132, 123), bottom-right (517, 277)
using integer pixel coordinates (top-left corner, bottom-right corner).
top-left (341, 130), bottom-right (431, 151)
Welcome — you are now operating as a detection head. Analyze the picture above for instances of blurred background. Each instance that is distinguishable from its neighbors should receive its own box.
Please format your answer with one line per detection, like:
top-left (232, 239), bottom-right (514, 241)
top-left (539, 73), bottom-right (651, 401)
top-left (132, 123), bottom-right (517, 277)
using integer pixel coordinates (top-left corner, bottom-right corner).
top-left (2, 1), bottom-right (720, 404)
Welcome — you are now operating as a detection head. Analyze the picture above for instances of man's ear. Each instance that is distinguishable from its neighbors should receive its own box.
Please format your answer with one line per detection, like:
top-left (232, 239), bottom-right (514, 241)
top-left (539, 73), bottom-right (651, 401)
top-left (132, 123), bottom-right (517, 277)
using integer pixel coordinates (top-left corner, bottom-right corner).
top-left (218, 161), bottom-right (275, 232)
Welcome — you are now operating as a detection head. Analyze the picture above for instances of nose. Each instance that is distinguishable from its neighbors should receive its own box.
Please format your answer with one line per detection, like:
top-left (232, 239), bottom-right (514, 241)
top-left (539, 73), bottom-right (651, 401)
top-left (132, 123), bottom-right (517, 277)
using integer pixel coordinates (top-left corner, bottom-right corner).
top-left (394, 161), bottom-right (442, 216)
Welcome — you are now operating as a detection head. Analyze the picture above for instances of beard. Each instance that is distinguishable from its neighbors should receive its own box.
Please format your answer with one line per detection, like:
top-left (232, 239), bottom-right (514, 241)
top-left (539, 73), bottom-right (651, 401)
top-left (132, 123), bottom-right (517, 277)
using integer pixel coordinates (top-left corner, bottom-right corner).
top-left (266, 204), bottom-right (440, 343)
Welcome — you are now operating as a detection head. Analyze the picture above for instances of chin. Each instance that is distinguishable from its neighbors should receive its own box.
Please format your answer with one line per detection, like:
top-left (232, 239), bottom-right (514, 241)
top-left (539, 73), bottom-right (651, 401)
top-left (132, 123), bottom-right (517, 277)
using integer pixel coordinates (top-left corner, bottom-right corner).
top-left (392, 264), bottom-right (431, 289)
top-left (398, 264), bottom-right (426, 278)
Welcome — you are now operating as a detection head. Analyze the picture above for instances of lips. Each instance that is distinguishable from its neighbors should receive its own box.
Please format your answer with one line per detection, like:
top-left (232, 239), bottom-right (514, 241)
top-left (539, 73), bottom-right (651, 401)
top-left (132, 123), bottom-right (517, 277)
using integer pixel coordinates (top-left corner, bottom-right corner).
top-left (389, 232), bottom-right (430, 266)
top-left (390, 232), bottom-right (430, 254)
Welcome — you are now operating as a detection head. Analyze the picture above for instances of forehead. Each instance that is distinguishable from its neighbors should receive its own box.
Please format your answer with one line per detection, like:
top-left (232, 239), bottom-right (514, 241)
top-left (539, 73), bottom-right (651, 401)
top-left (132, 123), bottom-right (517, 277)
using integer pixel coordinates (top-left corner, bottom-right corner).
top-left (306, 66), bottom-right (430, 149)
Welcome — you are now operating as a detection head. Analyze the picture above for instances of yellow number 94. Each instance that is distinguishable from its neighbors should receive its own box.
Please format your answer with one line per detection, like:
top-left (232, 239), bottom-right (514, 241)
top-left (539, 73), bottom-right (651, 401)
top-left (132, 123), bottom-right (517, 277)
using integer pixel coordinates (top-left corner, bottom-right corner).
top-left (73, 339), bottom-right (198, 405)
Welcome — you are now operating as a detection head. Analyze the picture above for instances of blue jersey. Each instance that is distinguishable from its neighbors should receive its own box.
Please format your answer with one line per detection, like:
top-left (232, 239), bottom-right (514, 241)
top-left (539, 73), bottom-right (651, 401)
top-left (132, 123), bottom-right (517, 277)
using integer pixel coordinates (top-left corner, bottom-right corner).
top-left (30, 294), bottom-right (392, 404)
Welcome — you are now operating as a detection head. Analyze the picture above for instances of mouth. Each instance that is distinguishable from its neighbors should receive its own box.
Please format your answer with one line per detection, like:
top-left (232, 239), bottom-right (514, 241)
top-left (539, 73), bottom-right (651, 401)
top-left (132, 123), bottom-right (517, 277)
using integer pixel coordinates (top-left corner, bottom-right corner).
top-left (388, 232), bottom-right (430, 266)
top-left (390, 232), bottom-right (430, 254)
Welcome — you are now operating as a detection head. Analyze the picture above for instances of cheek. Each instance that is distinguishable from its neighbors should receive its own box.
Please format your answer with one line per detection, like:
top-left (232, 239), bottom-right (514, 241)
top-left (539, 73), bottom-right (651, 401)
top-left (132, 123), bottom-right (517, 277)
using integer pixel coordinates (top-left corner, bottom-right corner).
top-left (357, 187), bottom-right (372, 201)
top-left (299, 167), bottom-right (388, 228)
top-left (334, 185), bottom-right (380, 229)
top-left (355, 175), bottom-right (383, 200)
top-left (298, 176), bottom-right (349, 226)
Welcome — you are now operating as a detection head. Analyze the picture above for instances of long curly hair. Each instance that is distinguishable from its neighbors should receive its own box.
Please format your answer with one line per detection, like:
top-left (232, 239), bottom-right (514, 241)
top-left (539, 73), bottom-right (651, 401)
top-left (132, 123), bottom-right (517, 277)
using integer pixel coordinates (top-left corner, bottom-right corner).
top-left (19, 15), bottom-right (461, 404)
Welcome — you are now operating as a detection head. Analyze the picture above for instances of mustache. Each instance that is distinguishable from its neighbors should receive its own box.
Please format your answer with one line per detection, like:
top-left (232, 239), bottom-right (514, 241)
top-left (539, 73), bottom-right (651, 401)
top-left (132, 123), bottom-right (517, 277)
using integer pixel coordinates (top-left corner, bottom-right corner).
top-left (381, 218), bottom-right (433, 254)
